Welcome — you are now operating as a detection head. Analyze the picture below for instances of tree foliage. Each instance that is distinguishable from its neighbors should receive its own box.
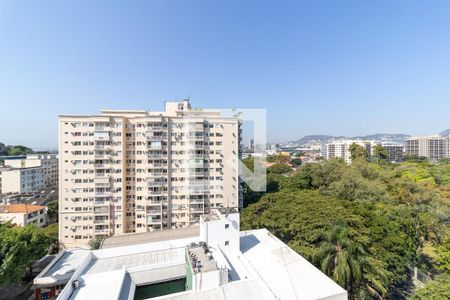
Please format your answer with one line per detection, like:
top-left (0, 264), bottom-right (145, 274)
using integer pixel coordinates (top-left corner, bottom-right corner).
top-left (349, 143), bottom-right (369, 161)
top-left (47, 200), bottom-right (58, 222)
top-left (0, 224), bottom-right (51, 285)
top-left (268, 163), bottom-right (292, 174)
top-left (241, 158), bottom-right (450, 298)
top-left (372, 145), bottom-right (388, 161)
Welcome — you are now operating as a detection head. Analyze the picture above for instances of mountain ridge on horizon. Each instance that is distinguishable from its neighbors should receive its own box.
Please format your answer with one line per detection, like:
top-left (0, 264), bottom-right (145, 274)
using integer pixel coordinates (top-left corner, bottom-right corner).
top-left (283, 129), bottom-right (450, 145)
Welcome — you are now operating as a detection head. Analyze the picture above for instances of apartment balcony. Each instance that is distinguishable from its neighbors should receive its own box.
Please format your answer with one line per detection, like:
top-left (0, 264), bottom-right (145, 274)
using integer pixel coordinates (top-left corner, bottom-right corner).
top-left (189, 189), bottom-right (207, 195)
top-left (94, 162), bottom-right (113, 169)
top-left (189, 217), bottom-right (200, 223)
top-left (93, 135), bottom-right (111, 141)
top-left (94, 176), bottom-right (111, 187)
top-left (189, 207), bottom-right (204, 213)
top-left (93, 218), bottom-right (110, 225)
top-left (147, 210), bottom-right (162, 215)
top-left (147, 190), bottom-right (167, 196)
top-left (148, 153), bottom-right (167, 159)
top-left (94, 144), bottom-right (111, 150)
top-left (93, 200), bottom-right (109, 205)
top-left (94, 209), bottom-right (109, 216)
top-left (147, 180), bottom-right (166, 187)
top-left (187, 159), bottom-right (204, 167)
top-left (189, 198), bottom-right (205, 204)
top-left (188, 124), bottom-right (204, 131)
top-left (94, 192), bottom-right (111, 198)
top-left (191, 144), bottom-right (205, 149)
top-left (147, 172), bottom-right (166, 177)
top-left (146, 217), bottom-right (162, 224)
top-left (94, 228), bottom-right (110, 234)
top-left (188, 135), bottom-right (204, 141)
top-left (148, 144), bottom-right (163, 150)
top-left (146, 126), bottom-right (163, 132)
top-left (146, 201), bottom-right (162, 206)
top-left (148, 162), bottom-right (167, 168)
top-left (189, 170), bottom-right (205, 176)
top-left (94, 153), bottom-right (111, 159)
top-left (146, 132), bottom-right (165, 140)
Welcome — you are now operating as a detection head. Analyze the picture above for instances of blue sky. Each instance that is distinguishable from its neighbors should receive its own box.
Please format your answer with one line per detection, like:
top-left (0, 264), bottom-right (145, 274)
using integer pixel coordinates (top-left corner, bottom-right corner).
top-left (1, 1), bottom-right (450, 148)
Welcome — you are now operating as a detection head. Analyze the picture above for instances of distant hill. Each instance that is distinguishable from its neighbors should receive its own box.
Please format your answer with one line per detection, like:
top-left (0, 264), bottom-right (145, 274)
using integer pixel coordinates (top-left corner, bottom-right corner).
top-left (440, 129), bottom-right (450, 136)
top-left (0, 143), bottom-right (33, 156)
top-left (296, 135), bottom-right (346, 145)
top-left (352, 133), bottom-right (411, 144)
top-left (290, 133), bottom-right (411, 146)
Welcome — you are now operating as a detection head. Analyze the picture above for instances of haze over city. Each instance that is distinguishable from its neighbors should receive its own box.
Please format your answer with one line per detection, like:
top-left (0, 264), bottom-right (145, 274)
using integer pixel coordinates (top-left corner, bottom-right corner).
top-left (1, 1), bottom-right (450, 147)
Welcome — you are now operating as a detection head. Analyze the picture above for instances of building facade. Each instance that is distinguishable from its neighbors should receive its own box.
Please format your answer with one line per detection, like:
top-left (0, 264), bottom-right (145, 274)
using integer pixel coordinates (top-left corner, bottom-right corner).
top-left (59, 100), bottom-right (240, 248)
top-left (0, 204), bottom-right (47, 227)
top-left (379, 144), bottom-right (404, 162)
top-left (0, 166), bottom-right (45, 194)
top-left (323, 140), bottom-right (372, 164)
top-left (3, 154), bottom-right (58, 188)
top-left (405, 135), bottom-right (449, 161)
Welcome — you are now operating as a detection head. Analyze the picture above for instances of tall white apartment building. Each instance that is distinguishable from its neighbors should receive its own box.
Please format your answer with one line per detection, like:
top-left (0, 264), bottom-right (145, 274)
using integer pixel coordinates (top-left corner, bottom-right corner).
top-left (4, 154), bottom-right (58, 187)
top-left (405, 135), bottom-right (449, 161)
top-left (323, 140), bottom-right (372, 164)
top-left (59, 100), bottom-right (240, 248)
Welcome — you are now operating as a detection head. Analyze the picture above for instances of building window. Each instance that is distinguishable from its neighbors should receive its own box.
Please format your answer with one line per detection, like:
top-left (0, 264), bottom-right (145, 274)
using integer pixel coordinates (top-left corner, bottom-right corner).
top-left (225, 241), bottom-right (229, 246)
top-left (225, 224), bottom-right (229, 229)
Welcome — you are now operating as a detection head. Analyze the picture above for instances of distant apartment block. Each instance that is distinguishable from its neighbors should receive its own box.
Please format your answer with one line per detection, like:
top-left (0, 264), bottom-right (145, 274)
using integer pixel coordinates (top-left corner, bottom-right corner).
top-left (0, 204), bottom-right (47, 227)
top-left (3, 154), bottom-right (59, 188)
top-left (405, 135), bottom-right (449, 161)
top-left (379, 143), bottom-right (404, 162)
top-left (0, 166), bottom-right (45, 194)
top-left (323, 140), bottom-right (372, 164)
top-left (59, 100), bottom-right (240, 248)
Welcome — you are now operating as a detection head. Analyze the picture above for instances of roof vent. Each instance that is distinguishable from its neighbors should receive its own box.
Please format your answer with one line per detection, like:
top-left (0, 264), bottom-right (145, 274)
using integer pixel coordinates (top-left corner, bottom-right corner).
top-left (72, 280), bottom-right (79, 289)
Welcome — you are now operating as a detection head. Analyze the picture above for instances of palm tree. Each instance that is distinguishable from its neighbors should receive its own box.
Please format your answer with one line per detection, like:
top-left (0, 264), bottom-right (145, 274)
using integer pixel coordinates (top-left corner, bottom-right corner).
top-left (314, 224), bottom-right (389, 299)
top-left (314, 224), bottom-right (363, 298)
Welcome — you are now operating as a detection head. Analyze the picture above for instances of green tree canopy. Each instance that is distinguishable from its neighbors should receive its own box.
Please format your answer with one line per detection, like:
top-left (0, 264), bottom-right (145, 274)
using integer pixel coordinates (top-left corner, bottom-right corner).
top-left (372, 145), bottom-right (388, 161)
top-left (47, 200), bottom-right (58, 222)
top-left (268, 163), bottom-right (292, 174)
top-left (0, 224), bottom-right (51, 285)
top-left (290, 158), bottom-right (302, 167)
top-left (349, 143), bottom-right (369, 161)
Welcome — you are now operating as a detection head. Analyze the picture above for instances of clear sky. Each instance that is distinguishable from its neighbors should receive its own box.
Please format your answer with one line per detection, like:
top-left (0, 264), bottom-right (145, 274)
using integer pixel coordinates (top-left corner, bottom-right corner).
top-left (1, 0), bottom-right (450, 148)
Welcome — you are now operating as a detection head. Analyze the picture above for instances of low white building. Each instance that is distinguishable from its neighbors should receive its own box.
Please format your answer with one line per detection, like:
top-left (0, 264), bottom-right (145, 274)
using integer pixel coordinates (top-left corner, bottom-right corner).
top-left (0, 166), bottom-right (45, 194)
top-left (34, 208), bottom-right (347, 300)
top-left (3, 154), bottom-right (58, 188)
top-left (0, 204), bottom-right (47, 227)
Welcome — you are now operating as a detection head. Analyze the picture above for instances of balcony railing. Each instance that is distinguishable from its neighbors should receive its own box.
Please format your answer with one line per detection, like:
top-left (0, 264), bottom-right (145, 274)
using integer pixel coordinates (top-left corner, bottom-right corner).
top-left (148, 153), bottom-right (166, 159)
top-left (93, 219), bottom-right (109, 224)
top-left (147, 181), bottom-right (166, 187)
top-left (94, 228), bottom-right (110, 234)
top-left (146, 126), bottom-right (163, 132)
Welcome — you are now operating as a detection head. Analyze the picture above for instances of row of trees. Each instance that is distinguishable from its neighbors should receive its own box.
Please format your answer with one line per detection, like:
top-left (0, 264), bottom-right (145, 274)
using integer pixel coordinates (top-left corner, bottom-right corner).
top-left (241, 157), bottom-right (450, 299)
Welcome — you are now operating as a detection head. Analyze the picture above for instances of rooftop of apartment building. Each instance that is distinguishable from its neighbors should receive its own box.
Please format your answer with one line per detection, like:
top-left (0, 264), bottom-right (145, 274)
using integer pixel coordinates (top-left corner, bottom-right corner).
top-left (1, 188), bottom-right (58, 206)
top-left (0, 204), bottom-right (45, 214)
top-left (59, 99), bottom-right (235, 120)
top-left (406, 134), bottom-right (447, 140)
top-left (35, 209), bottom-right (347, 300)
top-left (101, 226), bottom-right (200, 249)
